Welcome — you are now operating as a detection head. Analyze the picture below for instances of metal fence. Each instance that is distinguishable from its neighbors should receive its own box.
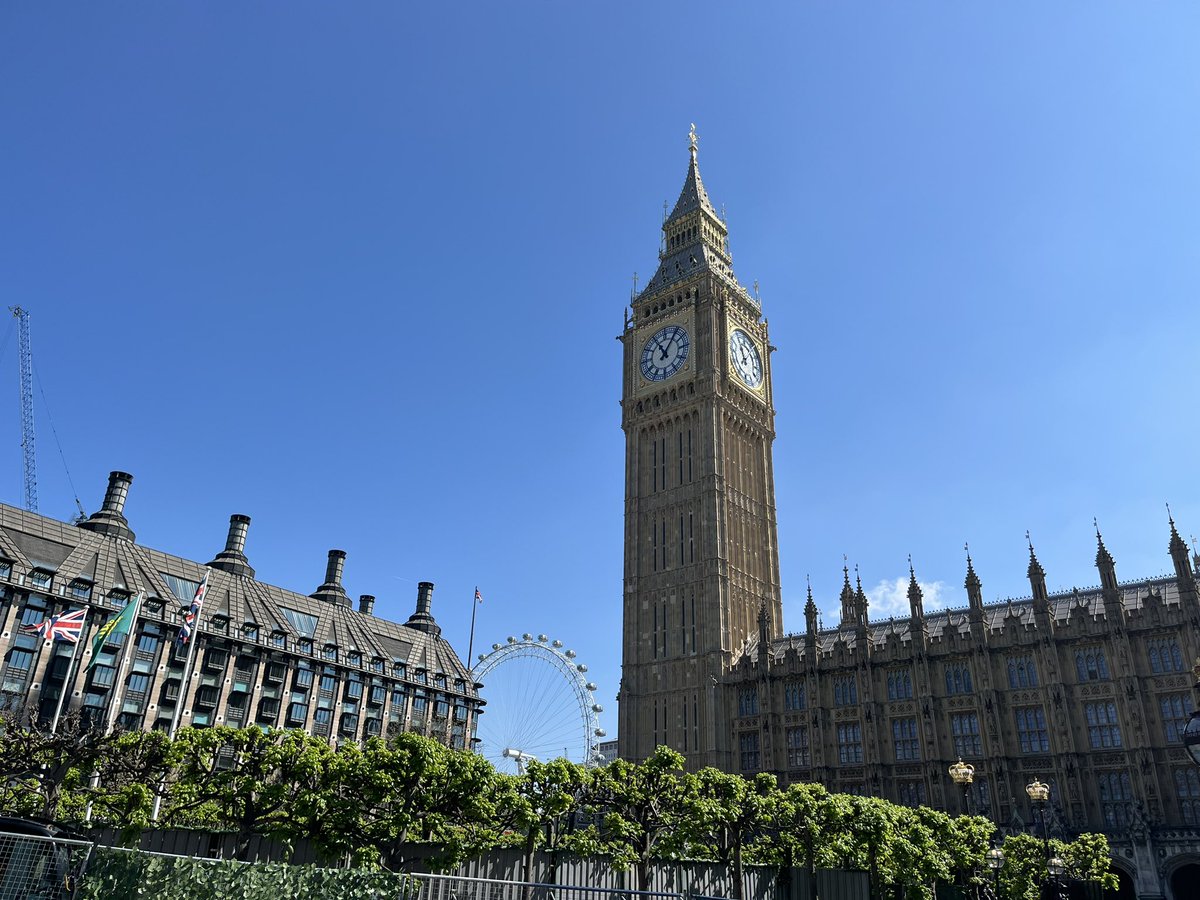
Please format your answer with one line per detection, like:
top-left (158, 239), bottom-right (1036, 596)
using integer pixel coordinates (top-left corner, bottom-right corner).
top-left (409, 872), bottom-right (688, 900)
top-left (0, 829), bottom-right (94, 900)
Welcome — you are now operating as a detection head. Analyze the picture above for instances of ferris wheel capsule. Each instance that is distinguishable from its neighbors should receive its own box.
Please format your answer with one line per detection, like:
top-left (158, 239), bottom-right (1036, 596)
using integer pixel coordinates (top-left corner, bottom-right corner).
top-left (552, 640), bottom-right (563, 648)
top-left (565, 649), bottom-right (576, 659)
top-left (522, 633), bottom-right (533, 641)
top-left (538, 634), bottom-right (549, 642)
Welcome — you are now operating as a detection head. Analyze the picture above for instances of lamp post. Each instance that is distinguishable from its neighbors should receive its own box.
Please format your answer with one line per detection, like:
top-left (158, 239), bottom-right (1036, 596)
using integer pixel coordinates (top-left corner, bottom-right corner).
top-left (949, 757), bottom-right (975, 815)
top-left (1026, 779), bottom-right (1053, 898)
top-left (984, 847), bottom-right (1004, 900)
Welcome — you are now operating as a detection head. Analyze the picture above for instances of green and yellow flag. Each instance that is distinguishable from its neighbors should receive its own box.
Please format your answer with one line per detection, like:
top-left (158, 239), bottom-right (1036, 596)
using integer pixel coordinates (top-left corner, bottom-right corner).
top-left (87, 594), bottom-right (141, 671)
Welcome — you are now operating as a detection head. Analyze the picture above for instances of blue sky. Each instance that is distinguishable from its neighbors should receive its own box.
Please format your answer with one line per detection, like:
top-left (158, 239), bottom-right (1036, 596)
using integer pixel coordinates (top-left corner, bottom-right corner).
top-left (2, 4), bottom-right (1199, 739)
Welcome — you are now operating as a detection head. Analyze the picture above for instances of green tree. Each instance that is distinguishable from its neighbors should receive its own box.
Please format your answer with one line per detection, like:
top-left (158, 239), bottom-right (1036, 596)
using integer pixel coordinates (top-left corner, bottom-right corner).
top-left (0, 710), bottom-right (153, 830)
top-left (996, 832), bottom-right (1119, 900)
top-left (313, 732), bottom-right (497, 870)
top-left (683, 769), bottom-right (777, 899)
top-left (588, 745), bottom-right (694, 892)
top-left (753, 781), bottom-right (840, 879)
top-left (64, 728), bottom-right (177, 836)
top-left (163, 726), bottom-right (335, 861)
top-left (509, 758), bottom-right (592, 884)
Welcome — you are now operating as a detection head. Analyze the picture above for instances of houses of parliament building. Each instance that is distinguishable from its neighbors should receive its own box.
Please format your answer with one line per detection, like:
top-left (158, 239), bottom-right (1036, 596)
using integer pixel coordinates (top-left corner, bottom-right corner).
top-left (617, 131), bottom-right (1199, 899)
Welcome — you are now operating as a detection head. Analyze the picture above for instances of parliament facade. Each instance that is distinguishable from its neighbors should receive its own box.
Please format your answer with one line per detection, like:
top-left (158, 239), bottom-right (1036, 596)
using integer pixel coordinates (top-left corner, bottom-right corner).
top-left (0, 471), bottom-right (480, 748)
top-left (618, 134), bottom-right (1198, 899)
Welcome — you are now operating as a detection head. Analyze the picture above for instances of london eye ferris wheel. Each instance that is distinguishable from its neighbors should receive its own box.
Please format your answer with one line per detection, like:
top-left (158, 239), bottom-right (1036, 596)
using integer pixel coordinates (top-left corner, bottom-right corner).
top-left (470, 633), bottom-right (607, 775)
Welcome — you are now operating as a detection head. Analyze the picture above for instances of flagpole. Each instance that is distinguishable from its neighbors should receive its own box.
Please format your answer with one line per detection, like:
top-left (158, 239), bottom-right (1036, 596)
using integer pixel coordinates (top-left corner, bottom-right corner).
top-left (152, 568), bottom-right (210, 821)
top-left (102, 593), bottom-right (143, 736)
top-left (166, 568), bottom-right (210, 741)
top-left (87, 593), bottom-right (142, 823)
top-left (49, 608), bottom-right (90, 734)
top-left (467, 586), bottom-right (479, 674)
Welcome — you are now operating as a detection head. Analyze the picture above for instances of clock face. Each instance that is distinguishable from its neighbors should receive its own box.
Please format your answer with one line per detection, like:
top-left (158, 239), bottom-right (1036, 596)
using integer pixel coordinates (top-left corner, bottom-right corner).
top-left (640, 325), bottom-right (690, 382)
top-left (729, 329), bottom-right (763, 388)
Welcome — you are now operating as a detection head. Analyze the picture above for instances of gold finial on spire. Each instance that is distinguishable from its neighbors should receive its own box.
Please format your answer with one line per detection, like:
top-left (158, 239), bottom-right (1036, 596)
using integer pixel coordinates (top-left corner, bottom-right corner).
top-left (631, 271), bottom-right (638, 299)
top-left (689, 123), bottom-right (698, 156)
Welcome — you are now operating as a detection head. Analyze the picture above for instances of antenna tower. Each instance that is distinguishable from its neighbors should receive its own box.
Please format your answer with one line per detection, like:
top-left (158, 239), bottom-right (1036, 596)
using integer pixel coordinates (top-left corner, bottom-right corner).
top-left (10, 307), bottom-right (36, 512)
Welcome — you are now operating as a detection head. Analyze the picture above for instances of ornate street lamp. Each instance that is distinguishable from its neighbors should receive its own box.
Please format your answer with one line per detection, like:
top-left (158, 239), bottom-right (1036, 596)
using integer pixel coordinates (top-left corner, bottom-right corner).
top-left (984, 846), bottom-right (1004, 900)
top-left (1026, 780), bottom-right (1054, 895)
top-left (949, 757), bottom-right (975, 815)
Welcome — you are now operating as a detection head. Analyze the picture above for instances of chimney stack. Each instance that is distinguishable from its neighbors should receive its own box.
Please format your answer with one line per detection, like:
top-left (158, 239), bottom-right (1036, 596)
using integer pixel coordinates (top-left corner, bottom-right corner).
top-left (404, 581), bottom-right (441, 635)
top-left (78, 471), bottom-right (136, 541)
top-left (311, 549), bottom-right (350, 607)
top-left (208, 514), bottom-right (255, 578)
top-left (359, 594), bottom-right (375, 616)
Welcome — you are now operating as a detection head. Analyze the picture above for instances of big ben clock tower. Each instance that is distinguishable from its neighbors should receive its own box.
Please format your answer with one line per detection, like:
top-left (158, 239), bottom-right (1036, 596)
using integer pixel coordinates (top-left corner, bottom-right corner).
top-left (618, 128), bottom-right (782, 769)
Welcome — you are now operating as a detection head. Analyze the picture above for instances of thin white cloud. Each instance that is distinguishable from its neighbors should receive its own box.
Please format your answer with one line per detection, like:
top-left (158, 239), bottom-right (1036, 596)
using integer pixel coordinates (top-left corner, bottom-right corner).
top-left (822, 577), bottom-right (953, 622)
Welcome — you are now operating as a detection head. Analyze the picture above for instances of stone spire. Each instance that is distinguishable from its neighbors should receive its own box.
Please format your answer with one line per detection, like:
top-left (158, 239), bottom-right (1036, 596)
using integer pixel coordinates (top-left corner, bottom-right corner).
top-left (1169, 505), bottom-right (1194, 581)
top-left (1094, 520), bottom-right (1124, 625)
top-left (854, 569), bottom-right (870, 627)
top-left (639, 124), bottom-right (738, 298)
top-left (839, 562), bottom-right (855, 627)
top-left (1026, 533), bottom-right (1051, 626)
top-left (1167, 507), bottom-right (1200, 620)
top-left (804, 578), bottom-right (819, 635)
top-left (1094, 519), bottom-right (1117, 591)
top-left (907, 557), bottom-right (924, 620)
top-left (964, 544), bottom-right (983, 611)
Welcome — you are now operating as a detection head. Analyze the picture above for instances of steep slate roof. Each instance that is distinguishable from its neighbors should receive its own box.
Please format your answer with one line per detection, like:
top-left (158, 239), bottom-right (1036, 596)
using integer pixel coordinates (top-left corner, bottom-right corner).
top-left (0, 502), bottom-right (473, 685)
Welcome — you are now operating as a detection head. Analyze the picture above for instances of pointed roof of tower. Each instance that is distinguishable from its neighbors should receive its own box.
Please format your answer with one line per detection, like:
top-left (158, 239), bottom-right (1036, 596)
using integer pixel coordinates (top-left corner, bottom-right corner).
top-left (907, 559), bottom-right (924, 605)
top-left (964, 544), bottom-right (981, 591)
top-left (1026, 532), bottom-right (1045, 580)
top-left (668, 125), bottom-right (718, 221)
top-left (1169, 504), bottom-right (1189, 555)
top-left (855, 568), bottom-right (869, 622)
top-left (1095, 519), bottom-right (1115, 569)
top-left (805, 579), bottom-right (818, 618)
top-left (639, 125), bottom-right (745, 299)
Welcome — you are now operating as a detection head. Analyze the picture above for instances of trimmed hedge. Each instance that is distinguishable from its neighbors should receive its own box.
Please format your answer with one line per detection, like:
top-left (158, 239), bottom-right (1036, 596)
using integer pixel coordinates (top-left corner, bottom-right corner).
top-left (78, 848), bottom-right (418, 900)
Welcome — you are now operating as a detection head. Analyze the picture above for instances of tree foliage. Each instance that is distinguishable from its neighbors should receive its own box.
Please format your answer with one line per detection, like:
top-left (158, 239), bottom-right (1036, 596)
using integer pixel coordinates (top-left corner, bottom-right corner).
top-left (0, 722), bottom-right (1121, 895)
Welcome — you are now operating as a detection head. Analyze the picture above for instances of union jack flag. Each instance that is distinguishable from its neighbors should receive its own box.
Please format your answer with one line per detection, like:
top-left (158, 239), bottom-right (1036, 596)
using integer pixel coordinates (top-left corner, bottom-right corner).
top-left (177, 571), bottom-right (211, 647)
top-left (24, 607), bottom-right (87, 643)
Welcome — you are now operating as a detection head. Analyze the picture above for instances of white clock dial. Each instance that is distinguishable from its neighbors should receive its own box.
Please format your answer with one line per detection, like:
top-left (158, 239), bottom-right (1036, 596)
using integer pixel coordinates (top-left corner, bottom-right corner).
top-left (729, 329), bottom-right (763, 388)
top-left (640, 325), bottom-right (690, 382)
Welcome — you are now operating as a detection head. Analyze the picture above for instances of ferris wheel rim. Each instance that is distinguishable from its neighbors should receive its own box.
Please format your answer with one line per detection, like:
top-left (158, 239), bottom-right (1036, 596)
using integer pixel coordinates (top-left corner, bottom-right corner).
top-left (471, 634), bottom-right (604, 768)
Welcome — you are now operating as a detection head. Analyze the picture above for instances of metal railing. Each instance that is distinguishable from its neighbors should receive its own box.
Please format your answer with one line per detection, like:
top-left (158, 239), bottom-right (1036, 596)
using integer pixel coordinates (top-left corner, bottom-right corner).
top-left (409, 872), bottom-right (691, 900)
top-left (0, 829), bottom-right (94, 900)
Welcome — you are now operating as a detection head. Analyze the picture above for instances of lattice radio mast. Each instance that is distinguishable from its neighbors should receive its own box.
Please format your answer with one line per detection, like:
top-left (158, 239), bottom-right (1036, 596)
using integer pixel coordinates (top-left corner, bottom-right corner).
top-left (10, 307), bottom-right (36, 512)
